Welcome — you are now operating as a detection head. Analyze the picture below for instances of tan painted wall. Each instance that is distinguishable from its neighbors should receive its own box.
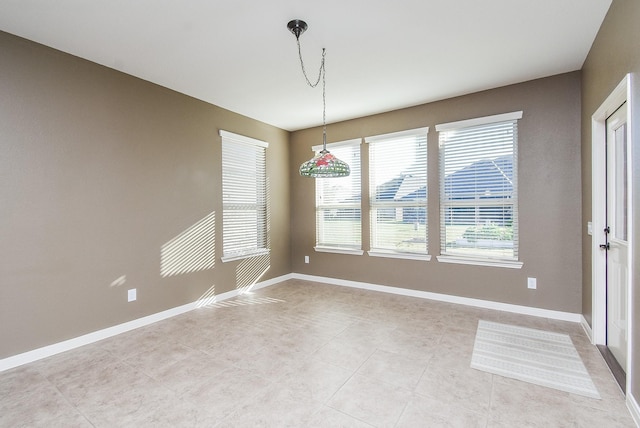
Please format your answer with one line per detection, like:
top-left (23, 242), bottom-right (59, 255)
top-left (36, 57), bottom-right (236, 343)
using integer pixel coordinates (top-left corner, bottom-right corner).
top-left (581, 0), bottom-right (640, 403)
top-left (0, 31), bottom-right (290, 359)
top-left (291, 72), bottom-right (582, 313)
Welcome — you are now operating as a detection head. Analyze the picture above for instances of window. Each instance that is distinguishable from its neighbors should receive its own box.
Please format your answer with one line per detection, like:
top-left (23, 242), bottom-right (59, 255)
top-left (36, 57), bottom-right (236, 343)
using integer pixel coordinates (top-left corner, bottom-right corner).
top-left (366, 128), bottom-right (429, 260)
top-left (315, 139), bottom-right (362, 254)
top-left (436, 112), bottom-right (522, 268)
top-left (220, 130), bottom-right (269, 262)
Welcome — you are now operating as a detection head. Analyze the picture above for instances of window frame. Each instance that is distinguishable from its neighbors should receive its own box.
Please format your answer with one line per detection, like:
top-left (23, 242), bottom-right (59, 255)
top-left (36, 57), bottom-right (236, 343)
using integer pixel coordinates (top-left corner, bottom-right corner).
top-left (220, 130), bottom-right (270, 263)
top-left (313, 139), bottom-right (364, 255)
top-left (366, 127), bottom-right (430, 261)
top-left (436, 112), bottom-right (523, 269)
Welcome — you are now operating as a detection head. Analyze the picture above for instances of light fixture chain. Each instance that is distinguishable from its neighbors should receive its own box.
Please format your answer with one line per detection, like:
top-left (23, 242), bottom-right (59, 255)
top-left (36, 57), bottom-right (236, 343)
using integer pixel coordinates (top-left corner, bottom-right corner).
top-left (290, 19), bottom-right (349, 177)
top-left (322, 49), bottom-right (327, 149)
top-left (296, 38), bottom-right (328, 150)
top-left (296, 38), bottom-right (324, 88)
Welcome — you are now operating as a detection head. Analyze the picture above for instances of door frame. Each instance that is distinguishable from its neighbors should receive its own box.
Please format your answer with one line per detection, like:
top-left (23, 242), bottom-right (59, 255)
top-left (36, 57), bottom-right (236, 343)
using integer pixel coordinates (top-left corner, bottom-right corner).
top-left (591, 74), bottom-right (633, 382)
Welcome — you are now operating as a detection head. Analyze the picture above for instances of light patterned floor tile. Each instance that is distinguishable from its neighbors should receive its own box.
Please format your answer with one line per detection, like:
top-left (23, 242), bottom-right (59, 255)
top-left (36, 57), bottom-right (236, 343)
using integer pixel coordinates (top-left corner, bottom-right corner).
top-left (355, 348), bottom-right (430, 390)
top-left (307, 406), bottom-right (376, 427)
top-left (327, 374), bottom-right (414, 428)
top-left (397, 395), bottom-right (488, 428)
top-left (0, 279), bottom-right (633, 427)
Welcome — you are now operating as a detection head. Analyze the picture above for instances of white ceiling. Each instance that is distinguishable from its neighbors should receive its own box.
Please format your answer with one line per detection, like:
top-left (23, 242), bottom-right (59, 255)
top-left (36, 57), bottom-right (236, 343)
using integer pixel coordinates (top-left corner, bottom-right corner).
top-left (0, 0), bottom-right (611, 131)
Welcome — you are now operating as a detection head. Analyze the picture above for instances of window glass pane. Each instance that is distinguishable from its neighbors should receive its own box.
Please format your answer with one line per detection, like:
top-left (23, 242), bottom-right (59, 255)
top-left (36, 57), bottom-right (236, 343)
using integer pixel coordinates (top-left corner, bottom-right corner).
top-left (439, 117), bottom-right (518, 260)
top-left (221, 132), bottom-right (268, 259)
top-left (367, 128), bottom-right (428, 254)
top-left (316, 143), bottom-right (361, 249)
top-left (614, 124), bottom-right (628, 241)
top-left (317, 208), bottom-right (361, 247)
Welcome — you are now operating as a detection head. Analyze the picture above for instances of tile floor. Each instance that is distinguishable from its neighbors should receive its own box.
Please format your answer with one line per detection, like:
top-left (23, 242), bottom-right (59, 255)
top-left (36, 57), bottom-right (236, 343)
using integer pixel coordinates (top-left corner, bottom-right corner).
top-left (0, 279), bottom-right (636, 427)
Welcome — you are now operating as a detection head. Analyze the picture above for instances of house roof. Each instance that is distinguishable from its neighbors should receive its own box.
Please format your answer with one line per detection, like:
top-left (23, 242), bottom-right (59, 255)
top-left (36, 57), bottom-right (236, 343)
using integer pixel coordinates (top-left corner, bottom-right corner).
top-left (0, 1), bottom-right (612, 131)
top-left (444, 155), bottom-right (514, 199)
top-left (376, 154), bottom-right (513, 201)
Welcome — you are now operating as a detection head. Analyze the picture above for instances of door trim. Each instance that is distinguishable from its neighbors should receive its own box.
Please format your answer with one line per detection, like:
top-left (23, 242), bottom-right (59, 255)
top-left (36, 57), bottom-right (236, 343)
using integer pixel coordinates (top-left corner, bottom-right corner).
top-left (591, 74), bottom-right (633, 384)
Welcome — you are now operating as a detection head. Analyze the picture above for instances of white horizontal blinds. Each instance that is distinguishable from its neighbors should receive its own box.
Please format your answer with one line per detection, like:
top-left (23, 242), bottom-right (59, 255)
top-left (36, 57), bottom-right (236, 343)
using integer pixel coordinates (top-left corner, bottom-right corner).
top-left (367, 128), bottom-right (428, 254)
top-left (220, 131), bottom-right (268, 259)
top-left (315, 141), bottom-right (361, 249)
top-left (438, 114), bottom-right (520, 260)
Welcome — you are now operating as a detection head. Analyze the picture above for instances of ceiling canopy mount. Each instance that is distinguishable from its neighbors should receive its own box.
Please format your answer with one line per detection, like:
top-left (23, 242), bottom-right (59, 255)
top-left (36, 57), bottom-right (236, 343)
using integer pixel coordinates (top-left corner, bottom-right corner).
top-left (287, 19), bottom-right (308, 40)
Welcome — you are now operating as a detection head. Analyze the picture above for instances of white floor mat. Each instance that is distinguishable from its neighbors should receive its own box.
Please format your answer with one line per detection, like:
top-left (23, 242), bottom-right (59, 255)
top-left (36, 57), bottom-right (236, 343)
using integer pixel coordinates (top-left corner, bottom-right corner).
top-left (471, 320), bottom-right (600, 399)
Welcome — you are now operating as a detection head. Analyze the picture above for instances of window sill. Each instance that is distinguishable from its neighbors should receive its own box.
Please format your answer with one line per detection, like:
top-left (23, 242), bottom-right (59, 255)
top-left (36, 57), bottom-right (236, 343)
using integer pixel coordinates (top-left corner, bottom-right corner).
top-left (221, 248), bottom-right (270, 263)
top-left (368, 251), bottom-right (431, 261)
top-left (436, 255), bottom-right (523, 269)
top-left (314, 246), bottom-right (364, 256)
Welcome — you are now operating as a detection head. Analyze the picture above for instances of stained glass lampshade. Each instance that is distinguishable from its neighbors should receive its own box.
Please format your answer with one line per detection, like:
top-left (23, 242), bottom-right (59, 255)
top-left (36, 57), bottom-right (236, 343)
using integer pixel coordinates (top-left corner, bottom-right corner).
top-left (299, 149), bottom-right (350, 177)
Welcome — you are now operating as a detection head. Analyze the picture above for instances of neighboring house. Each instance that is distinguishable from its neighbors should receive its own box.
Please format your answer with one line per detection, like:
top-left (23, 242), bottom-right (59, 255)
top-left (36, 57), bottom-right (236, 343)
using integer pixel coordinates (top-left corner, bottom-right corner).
top-left (443, 154), bottom-right (514, 226)
top-left (372, 155), bottom-right (513, 225)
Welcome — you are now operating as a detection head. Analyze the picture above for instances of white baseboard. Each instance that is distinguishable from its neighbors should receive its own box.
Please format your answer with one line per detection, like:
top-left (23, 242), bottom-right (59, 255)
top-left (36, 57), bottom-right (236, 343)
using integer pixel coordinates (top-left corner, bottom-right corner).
top-left (0, 271), bottom-right (585, 373)
top-left (0, 301), bottom-right (197, 373)
top-left (245, 273), bottom-right (294, 292)
top-left (292, 273), bottom-right (583, 323)
top-left (0, 273), bottom-right (292, 373)
top-left (628, 392), bottom-right (640, 428)
top-left (580, 315), bottom-right (594, 343)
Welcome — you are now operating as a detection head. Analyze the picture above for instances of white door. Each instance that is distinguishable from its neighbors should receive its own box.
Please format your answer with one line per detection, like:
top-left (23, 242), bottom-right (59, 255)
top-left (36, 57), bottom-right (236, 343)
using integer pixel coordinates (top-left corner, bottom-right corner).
top-left (605, 102), bottom-right (629, 372)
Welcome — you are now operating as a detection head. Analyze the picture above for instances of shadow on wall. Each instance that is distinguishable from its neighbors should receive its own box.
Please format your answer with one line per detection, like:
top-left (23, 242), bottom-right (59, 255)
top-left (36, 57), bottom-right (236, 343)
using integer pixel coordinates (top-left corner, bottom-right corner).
top-left (196, 285), bottom-right (218, 308)
top-left (171, 177), bottom-right (273, 307)
top-left (236, 253), bottom-right (270, 294)
top-left (196, 285), bottom-right (284, 309)
top-left (192, 256), bottom-right (274, 310)
top-left (160, 211), bottom-right (216, 277)
top-left (195, 253), bottom-right (275, 309)
top-left (232, 176), bottom-right (272, 295)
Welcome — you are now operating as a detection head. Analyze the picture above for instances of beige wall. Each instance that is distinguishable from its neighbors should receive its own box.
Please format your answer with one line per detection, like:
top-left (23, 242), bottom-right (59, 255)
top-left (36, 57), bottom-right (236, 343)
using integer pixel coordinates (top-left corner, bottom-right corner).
top-left (581, 0), bottom-right (640, 403)
top-left (0, 31), bottom-right (291, 359)
top-left (291, 72), bottom-right (582, 313)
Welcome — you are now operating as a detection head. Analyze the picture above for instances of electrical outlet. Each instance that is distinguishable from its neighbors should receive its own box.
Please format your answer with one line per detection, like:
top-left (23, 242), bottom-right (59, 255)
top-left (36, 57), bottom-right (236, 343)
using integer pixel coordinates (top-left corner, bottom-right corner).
top-left (527, 277), bottom-right (537, 289)
top-left (305, 255), bottom-right (309, 264)
top-left (128, 288), bottom-right (137, 302)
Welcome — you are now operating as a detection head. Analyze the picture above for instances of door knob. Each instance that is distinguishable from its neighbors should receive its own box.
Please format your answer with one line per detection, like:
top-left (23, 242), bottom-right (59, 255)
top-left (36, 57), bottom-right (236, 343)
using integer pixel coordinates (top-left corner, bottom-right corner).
top-left (599, 243), bottom-right (610, 250)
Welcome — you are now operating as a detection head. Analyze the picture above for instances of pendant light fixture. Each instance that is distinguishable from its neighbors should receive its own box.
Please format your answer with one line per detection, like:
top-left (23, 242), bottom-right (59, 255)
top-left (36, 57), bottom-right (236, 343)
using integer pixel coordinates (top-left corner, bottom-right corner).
top-left (287, 19), bottom-right (350, 178)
